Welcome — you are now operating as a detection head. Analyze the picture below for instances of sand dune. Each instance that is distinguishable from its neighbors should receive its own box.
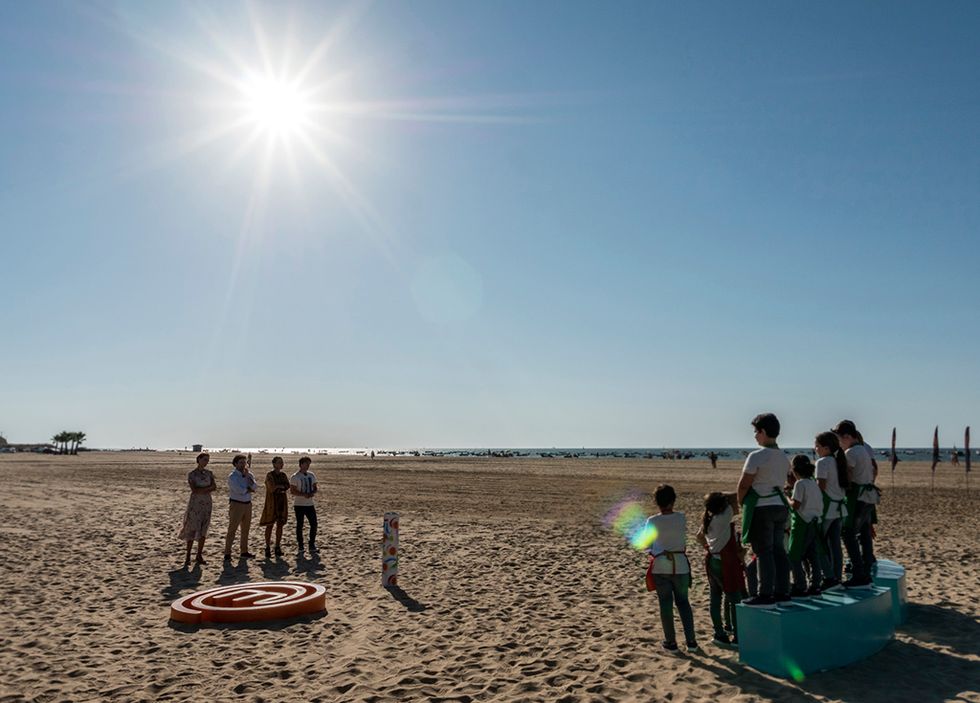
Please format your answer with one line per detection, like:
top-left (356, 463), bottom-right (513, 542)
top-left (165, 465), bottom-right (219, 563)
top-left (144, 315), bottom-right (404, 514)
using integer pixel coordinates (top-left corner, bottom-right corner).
top-left (0, 452), bottom-right (977, 702)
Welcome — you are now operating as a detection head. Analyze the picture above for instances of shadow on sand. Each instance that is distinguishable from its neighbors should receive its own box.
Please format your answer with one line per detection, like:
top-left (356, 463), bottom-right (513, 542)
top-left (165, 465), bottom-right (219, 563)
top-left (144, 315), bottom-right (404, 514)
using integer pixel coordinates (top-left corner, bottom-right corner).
top-left (162, 564), bottom-right (203, 602)
top-left (168, 609), bottom-right (328, 633)
top-left (385, 584), bottom-right (427, 613)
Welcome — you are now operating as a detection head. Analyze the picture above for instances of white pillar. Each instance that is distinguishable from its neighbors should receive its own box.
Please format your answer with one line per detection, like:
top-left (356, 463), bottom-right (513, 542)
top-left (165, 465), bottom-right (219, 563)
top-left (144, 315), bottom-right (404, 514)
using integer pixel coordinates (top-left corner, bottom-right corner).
top-left (382, 512), bottom-right (399, 586)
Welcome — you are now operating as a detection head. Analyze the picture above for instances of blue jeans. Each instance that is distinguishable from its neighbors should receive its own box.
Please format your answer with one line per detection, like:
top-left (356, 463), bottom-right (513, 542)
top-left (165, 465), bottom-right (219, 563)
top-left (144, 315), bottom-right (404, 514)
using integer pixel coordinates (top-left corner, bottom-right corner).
top-left (842, 502), bottom-right (874, 580)
top-left (748, 505), bottom-right (790, 598)
top-left (653, 573), bottom-right (697, 645)
top-left (823, 517), bottom-right (844, 581)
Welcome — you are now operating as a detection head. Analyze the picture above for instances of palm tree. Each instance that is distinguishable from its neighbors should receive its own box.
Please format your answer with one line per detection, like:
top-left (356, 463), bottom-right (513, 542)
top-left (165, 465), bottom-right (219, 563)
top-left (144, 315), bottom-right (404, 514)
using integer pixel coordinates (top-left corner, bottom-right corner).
top-left (52, 431), bottom-right (68, 454)
top-left (71, 431), bottom-right (87, 455)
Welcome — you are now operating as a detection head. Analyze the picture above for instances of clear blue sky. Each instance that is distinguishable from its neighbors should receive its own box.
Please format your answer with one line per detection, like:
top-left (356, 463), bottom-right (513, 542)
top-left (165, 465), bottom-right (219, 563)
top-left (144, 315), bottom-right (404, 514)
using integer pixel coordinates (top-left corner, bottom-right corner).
top-left (2, 2), bottom-right (977, 449)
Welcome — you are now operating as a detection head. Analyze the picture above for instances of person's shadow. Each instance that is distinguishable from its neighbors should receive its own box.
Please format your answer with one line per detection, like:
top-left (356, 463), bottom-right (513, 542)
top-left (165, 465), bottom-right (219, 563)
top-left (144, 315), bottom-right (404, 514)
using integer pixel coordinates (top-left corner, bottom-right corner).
top-left (260, 554), bottom-right (291, 580)
top-left (292, 550), bottom-right (324, 577)
top-left (384, 584), bottom-right (427, 612)
top-left (903, 603), bottom-right (980, 657)
top-left (163, 564), bottom-right (202, 601)
top-left (217, 556), bottom-right (252, 585)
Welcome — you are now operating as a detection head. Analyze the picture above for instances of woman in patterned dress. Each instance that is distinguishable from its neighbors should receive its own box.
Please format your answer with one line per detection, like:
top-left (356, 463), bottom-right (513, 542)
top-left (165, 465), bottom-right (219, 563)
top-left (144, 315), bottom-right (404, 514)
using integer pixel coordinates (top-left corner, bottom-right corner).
top-left (260, 456), bottom-right (290, 558)
top-left (179, 452), bottom-right (216, 566)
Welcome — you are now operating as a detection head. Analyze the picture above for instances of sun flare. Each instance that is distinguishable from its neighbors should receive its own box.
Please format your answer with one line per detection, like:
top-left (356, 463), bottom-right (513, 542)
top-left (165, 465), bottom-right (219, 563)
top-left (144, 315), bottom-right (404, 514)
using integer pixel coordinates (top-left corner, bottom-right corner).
top-left (239, 73), bottom-right (313, 138)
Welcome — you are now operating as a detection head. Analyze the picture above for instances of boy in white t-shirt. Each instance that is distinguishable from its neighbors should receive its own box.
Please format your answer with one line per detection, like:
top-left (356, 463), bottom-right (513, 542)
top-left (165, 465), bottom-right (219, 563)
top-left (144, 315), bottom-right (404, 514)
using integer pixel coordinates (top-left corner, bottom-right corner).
top-left (737, 413), bottom-right (791, 607)
top-left (788, 455), bottom-right (825, 596)
top-left (645, 484), bottom-right (699, 652)
top-left (290, 456), bottom-right (319, 554)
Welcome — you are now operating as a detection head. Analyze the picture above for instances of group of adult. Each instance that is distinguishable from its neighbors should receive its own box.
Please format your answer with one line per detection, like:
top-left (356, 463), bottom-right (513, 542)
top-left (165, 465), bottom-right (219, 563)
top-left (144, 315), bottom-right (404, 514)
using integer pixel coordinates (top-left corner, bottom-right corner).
top-left (178, 452), bottom-right (320, 566)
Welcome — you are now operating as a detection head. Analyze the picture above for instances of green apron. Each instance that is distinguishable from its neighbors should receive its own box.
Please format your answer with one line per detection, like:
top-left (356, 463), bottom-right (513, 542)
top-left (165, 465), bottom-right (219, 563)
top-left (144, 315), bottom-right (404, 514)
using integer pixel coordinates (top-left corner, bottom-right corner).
top-left (821, 492), bottom-right (846, 528)
top-left (787, 510), bottom-right (820, 562)
top-left (740, 487), bottom-right (788, 545)
top-left (843, 483), bottom-right (877, 530)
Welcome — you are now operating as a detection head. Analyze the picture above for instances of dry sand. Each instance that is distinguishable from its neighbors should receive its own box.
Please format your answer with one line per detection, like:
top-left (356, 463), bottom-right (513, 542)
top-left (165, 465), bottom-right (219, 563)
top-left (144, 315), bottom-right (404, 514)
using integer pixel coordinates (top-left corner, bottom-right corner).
top-left (0, 452), bottom-right (977, 702)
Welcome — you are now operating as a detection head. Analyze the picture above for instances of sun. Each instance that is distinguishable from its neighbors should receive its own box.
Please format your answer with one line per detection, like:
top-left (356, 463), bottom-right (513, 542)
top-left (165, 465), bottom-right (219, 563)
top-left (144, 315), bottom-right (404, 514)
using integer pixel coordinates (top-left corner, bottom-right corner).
top-left (239, 73), bottom-right (313, 138)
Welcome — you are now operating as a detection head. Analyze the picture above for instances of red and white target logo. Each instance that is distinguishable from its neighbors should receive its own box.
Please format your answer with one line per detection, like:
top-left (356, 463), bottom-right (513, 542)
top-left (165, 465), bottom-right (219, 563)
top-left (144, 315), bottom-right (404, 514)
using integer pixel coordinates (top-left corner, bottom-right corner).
top-left (170, 581), bottom-right (326, 624)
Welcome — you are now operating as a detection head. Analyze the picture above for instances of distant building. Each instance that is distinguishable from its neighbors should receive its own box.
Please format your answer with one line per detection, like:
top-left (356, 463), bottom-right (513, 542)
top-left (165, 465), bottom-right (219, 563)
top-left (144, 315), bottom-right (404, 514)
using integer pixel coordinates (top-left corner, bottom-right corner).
top-left (192, 444), bottom-right (203, 452)
top-left (0, 435), bottom-right (7, 447)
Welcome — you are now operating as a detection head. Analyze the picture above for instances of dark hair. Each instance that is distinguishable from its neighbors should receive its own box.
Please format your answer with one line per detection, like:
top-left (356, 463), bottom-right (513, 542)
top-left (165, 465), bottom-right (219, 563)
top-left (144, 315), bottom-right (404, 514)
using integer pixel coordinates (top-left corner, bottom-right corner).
top-left (815, 431), bottom-right (849, 489)
top-left (702, 491), bottom-right (729, 533)
top-left (791, 454), bottom-right (815, 479)
top-left (752, 413), bottom-right (780, 439)
top-left (832, 419), bottom-right (858, 439)
top-left (654, 484), bottom-right (676, 509)
top-left (272, 456), bottom-right (283, 466)
top-left (232, 454), bottom-right (247, 468)
top-left (299, 456), bottom-right (312, 468)
top-left (196, 452), bottom-right (209, 464)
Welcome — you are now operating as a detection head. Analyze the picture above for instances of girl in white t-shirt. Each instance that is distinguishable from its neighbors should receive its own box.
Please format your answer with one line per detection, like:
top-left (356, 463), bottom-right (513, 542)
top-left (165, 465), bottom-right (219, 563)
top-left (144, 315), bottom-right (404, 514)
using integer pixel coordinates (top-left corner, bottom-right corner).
top-left (788, 455), bottom-right (825, 596)
top-left (644, 484), bottom-right (699, 651)
top-left (814, 431), bottom-right (849, 586)
top-left (696, 492), bottom-right (745, 645)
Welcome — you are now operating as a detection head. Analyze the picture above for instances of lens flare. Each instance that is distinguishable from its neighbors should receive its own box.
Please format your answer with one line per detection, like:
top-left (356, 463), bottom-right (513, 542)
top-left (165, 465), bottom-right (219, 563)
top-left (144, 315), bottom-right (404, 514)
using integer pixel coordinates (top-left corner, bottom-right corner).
top-left (781, 657), bottom-right (806, 683)
top-left (603, 492), bottom-right (658, 551)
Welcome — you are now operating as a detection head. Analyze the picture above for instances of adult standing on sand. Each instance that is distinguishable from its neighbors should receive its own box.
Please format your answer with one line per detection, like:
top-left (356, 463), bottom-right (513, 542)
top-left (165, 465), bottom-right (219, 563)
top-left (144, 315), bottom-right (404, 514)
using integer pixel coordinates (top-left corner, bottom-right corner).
top-left (290, 456), bottom-right (318, 554)
top-left (224, 454), bottom-right (257, 560)
top-left (737, 413), bottom-right (791, 607)
top-left (259, 456), bottom-right (290, 558)
top-left (178, 452), bottom-right (216, 566)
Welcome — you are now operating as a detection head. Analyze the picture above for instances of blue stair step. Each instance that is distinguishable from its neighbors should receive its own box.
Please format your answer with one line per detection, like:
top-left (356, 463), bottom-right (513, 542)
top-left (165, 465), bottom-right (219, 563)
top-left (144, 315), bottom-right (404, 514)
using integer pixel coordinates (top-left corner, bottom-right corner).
top-left (737, 563), bottom-right (905, 679)
top-left (872, 558), bottom-right (908, 625)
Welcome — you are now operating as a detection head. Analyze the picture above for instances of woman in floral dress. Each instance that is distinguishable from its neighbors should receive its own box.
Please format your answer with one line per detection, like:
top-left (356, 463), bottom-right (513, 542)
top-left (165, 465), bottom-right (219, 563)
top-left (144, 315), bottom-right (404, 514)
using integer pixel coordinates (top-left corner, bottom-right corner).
top-left (179, 452), bottom-right (216, 566)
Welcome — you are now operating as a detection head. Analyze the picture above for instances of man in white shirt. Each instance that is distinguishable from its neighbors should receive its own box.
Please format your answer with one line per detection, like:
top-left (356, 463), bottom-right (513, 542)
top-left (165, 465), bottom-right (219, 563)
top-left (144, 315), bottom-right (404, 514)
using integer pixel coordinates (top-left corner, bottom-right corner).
top-left (834, 420), bottom-right (877, 587)
top-left (737, 413), bottom-right (791, 607)
top-left (290, 457), bottom-right (319, 554)
top-left (224, 454), bottom-right (257, 559)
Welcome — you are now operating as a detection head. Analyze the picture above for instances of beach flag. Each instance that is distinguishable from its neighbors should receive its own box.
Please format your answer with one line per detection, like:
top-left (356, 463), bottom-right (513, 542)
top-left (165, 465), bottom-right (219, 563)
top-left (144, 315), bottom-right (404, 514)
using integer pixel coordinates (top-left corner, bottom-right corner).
top-left (890, 427), bottom-right (897, 473)
top-left (966, 427), bottom-right (971, 474)
top-left (931, 426), bottom-right (939, 474)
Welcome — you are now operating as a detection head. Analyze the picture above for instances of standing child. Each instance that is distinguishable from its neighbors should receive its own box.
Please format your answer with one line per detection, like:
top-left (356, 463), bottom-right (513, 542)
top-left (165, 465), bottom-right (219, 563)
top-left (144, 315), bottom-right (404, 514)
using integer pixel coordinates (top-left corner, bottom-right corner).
top-left (787, 455), bottom-right (825, 596)
top-left (833, 420), bottom-right (879, 588)
top-left (814, 431), bottom-right (848, 587)
top-left (645, 484), bottom-right (699, 651)
top-left (737, 413), bottom-right (792, 607)
top-left (697, 492), bottom-right (745, 645)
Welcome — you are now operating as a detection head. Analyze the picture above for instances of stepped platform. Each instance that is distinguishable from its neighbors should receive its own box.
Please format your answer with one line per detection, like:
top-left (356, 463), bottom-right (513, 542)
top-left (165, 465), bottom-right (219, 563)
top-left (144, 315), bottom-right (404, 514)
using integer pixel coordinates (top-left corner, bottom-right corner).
top-left (737, 559), bottom-right (907, 678)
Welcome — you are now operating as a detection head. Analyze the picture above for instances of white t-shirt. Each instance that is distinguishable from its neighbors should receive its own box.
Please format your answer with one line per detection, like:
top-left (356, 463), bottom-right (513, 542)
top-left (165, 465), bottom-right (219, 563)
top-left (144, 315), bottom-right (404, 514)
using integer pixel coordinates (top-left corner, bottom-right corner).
top-left (846, 446), bottom-right (876, 503)
top-left (705, 505), bottom-right (733, 556)
top-left (290, 470), bottom-right (318, 507)
top-left (645, 512), bottom-right (690, 574)
top-left (792, 478), bottom-right (823, 522)
top-left (742, 447), bottom-right (790, 507)
top-left (815, 456), bottom-right (845, 501)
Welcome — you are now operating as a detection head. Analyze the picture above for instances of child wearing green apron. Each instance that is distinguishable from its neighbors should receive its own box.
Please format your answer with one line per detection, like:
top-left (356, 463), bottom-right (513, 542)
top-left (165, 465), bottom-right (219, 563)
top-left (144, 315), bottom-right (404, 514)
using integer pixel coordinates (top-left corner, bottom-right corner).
top-left (737, 413), bottom-right (792, 608)
top-left (814, 431), bottom-right (849, 587)
top-left (833, 420), bottom-right (879, 588)
top-left (788, 455), bottom-right (825, 596)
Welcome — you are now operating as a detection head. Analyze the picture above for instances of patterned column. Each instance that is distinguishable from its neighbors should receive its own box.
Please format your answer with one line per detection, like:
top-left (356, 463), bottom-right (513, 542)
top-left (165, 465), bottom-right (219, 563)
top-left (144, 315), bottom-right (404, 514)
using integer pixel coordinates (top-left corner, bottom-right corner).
top-left (382, 512), bottom-right (399, 586)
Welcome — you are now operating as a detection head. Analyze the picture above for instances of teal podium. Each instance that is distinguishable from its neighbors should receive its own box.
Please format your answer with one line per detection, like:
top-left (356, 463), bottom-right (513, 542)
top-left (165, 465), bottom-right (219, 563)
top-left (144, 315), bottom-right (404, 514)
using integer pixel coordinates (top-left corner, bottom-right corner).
top-left (737, 559), bottom-right (907, 679)
top-left (872, 559), bottom-right (908, 625)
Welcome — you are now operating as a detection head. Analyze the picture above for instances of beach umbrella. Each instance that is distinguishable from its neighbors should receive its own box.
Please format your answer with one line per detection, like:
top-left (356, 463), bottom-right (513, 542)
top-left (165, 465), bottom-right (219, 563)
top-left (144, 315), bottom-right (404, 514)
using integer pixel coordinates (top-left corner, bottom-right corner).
top-left (931, 426), bottom-right (939, 490)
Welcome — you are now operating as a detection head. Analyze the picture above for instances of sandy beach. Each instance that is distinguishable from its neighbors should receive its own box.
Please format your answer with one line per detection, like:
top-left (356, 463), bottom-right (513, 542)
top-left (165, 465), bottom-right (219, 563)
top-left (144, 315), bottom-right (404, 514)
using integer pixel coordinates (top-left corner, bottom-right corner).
top-left (0, 451), bottom-right (977, 702)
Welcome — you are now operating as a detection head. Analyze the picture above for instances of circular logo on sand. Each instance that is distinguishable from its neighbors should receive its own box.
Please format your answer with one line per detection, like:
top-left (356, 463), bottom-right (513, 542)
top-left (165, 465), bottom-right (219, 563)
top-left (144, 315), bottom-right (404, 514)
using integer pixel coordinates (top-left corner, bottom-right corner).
top-left (170, 581), bottom-right (326, 624)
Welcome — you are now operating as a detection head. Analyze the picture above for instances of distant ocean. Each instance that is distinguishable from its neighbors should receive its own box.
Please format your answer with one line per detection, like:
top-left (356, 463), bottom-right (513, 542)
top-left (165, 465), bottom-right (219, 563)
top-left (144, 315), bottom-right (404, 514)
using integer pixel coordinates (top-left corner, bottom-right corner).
top-left (168, 446), bottom-right (974, 462)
